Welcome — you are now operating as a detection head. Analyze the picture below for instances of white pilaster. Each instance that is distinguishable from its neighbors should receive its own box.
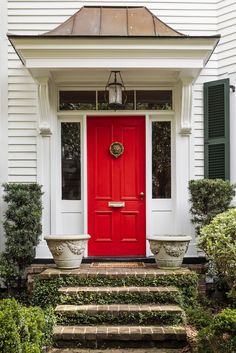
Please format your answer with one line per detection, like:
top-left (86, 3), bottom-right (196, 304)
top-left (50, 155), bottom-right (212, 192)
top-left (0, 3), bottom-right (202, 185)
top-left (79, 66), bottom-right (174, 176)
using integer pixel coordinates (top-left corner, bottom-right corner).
top-left (175, 80), bottom-right (197, 256)
top-left (35, 77), bottom-right (52, 257)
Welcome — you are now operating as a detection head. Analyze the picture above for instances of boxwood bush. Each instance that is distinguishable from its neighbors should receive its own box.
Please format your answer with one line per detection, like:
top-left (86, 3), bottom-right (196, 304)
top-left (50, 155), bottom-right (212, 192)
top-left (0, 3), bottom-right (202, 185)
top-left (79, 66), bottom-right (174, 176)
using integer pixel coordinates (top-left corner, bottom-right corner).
top-left (0, 299), bottom-right (46, 353)
top-left (189, 179), bottom-right (235, 235)
top-left (198, 208), bottom-right (236, 299)
top-left (198, 308), bottom-right (236, 353)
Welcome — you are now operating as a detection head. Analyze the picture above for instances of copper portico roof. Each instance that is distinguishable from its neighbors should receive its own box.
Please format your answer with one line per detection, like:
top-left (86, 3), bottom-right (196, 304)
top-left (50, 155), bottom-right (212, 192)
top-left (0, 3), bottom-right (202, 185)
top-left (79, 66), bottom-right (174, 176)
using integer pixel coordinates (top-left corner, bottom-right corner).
top-left (43, 6), bottom-right (184, 37)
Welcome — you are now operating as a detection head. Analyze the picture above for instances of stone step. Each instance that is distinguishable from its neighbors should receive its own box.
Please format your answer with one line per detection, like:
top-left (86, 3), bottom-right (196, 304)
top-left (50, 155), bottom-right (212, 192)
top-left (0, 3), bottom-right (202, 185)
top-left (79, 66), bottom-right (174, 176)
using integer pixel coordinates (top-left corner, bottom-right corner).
top-left (58, 286), bottom-right (181, 305)
top-left (40, 265), bottom-right (190, 280)
top-left (55, 304), bottom-right (183, 326)
top-left (53, 325), bottom-right (187, 349)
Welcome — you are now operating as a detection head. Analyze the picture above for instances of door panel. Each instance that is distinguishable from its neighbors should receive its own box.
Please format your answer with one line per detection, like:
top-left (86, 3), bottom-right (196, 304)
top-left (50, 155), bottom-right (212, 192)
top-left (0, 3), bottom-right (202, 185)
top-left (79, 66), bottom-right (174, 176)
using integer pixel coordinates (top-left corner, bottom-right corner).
top-left (87, 116), bottom-right (145, 256)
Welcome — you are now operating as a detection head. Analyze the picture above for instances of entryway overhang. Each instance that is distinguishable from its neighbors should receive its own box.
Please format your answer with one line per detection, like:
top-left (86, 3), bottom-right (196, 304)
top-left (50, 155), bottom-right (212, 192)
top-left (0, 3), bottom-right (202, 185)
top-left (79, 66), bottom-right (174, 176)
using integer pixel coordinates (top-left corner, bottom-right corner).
top-left (8, 6), bottom-right (220, 83)
top-left (8, 6), bottom-right (220, 136)
top-left (8, 36), bottom-right (219, 82)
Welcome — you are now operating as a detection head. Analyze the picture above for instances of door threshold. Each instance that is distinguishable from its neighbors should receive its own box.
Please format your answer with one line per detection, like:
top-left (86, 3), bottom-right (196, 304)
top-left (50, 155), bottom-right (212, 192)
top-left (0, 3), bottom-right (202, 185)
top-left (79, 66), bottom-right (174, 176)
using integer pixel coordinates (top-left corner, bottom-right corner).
top-left (82, 256), bottom-right (155, 263)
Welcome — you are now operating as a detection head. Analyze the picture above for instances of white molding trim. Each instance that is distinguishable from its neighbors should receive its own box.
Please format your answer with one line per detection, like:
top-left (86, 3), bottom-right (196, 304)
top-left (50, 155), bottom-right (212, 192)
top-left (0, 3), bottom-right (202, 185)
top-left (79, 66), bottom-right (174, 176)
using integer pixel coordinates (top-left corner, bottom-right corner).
top-left (9, 37), bottom-right (219, 83)
top-left (36, 77), bottom-right (52, 136)
top-left (179, 77), bottom-right (193, 135)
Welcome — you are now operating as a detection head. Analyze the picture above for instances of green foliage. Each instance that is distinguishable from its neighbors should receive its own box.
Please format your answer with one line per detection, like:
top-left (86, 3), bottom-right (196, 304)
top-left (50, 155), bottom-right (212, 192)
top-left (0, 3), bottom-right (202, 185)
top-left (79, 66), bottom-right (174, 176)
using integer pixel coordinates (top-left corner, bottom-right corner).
top-left (198, 208), bottom-right (236, 299)
top-left (188, 179), bottom-right (235, 234)
top-left (0, 299), bottom-right (45, 353)
top-left (56, 310), bottom-right (183, 326)
top-left (42, 306), bottom-right (56, 348)
top-left (0, 183), bottom-right (43, 291)
top-left (31, 272), bottom-right (198, 308)
top-left (60, 290), bottom-right (182, 306)
top-left (198, 308), bottom-right (236, 353)
top-left (186, 305), bottom-right (213, 329)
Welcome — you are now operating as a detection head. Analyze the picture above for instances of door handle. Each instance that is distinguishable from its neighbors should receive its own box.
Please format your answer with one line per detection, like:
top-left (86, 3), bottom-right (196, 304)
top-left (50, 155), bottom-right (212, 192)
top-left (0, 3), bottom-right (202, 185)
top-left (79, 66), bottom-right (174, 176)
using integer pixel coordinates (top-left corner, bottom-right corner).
top-left (140, 192), bottom-right (144, 200)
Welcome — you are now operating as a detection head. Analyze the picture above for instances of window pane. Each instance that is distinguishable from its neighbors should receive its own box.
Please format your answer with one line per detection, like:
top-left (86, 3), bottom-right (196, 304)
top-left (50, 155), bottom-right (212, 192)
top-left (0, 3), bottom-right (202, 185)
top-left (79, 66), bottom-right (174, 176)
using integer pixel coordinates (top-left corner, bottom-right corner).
top-left (152, 121), bottom-right (171, 198)
top-left (59, 91), bottom-right (96, 110)
top-left (137, 90), bottom-right (172, 110)
top-left (61, 123), bottom-right (81, 200)
top-left (98, 90), bottom-right (134, 110)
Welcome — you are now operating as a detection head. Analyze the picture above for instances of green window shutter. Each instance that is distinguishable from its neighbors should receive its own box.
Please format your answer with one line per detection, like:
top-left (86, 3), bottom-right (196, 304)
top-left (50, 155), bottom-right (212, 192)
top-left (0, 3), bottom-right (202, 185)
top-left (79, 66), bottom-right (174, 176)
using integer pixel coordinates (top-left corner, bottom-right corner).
top-left (204, 78), bottom-right (230, 180)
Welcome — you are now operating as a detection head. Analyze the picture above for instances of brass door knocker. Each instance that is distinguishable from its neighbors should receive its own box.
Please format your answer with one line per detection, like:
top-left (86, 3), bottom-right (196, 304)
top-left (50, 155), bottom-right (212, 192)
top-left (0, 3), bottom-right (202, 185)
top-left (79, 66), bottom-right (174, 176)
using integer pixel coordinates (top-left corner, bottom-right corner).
top-left (109, 142), bottom-right (124, 158)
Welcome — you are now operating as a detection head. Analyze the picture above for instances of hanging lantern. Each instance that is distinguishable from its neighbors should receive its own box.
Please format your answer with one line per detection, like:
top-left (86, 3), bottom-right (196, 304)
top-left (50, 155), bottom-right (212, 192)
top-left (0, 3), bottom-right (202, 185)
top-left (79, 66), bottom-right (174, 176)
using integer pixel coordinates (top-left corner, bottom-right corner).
top-left (105, 71), bottom-right (127, 110)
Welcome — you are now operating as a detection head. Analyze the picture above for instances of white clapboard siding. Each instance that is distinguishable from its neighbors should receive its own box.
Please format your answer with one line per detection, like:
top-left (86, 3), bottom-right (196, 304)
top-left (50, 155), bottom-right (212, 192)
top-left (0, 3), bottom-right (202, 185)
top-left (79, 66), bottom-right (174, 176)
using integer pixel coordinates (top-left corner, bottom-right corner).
top-left (8, 0), bottom-right (219, 182)
top-left (8, 144), bottom-right (37, 152)
top-left (217, 0), bottom-right (236, 76)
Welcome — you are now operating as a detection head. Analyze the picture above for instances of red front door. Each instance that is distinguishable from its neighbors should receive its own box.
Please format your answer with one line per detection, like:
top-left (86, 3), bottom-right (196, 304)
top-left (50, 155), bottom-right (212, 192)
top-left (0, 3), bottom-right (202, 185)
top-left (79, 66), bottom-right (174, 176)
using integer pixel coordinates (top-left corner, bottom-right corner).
top-left (87, 116), bottom-right (146, 256)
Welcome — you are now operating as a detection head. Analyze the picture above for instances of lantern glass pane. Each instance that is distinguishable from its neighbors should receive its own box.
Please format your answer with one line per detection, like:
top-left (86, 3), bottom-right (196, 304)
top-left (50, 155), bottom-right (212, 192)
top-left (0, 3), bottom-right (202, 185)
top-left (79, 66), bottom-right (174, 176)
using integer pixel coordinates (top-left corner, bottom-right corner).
top-left (98, 91), bottom-right (134, 110)
top-left (109, 84), bottom-right (122, 105)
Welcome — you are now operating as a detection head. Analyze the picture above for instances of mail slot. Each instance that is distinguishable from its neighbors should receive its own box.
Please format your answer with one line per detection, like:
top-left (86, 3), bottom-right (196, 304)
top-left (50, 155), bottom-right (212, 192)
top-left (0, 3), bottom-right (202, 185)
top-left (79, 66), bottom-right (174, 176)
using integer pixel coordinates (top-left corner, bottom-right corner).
top-left (108, 201), bottom-right (125, 208)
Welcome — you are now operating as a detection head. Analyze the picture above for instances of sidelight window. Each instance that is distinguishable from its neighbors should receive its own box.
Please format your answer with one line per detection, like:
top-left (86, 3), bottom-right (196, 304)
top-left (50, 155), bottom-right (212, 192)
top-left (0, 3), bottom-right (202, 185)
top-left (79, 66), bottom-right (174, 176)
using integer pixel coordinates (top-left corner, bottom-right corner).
top-left (152, 121), bottom-right (171, 199)
top-left (61, 122), bottom-right (81, 200)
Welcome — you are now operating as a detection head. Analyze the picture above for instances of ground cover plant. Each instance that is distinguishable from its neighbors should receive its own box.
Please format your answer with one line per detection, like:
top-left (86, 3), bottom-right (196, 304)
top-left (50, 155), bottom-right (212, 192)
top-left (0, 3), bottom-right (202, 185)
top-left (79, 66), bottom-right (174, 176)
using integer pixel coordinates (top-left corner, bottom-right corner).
top-left (197, 308), bottom-right (236, 353)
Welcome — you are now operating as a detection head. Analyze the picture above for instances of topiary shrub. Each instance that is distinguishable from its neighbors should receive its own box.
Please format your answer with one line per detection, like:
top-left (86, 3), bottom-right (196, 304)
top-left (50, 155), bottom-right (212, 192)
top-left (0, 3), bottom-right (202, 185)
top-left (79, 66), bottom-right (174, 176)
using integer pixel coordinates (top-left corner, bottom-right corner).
top-left (198, 308), bottom-right (236, 353)
top-left (0, 298), bottom-right (46, 353)
top-left (198, 208), bottom-right (236, 299)
top-left (0, 183), bottom-right (43, 292)
top-left (188, 179), bottom-right (235, 235)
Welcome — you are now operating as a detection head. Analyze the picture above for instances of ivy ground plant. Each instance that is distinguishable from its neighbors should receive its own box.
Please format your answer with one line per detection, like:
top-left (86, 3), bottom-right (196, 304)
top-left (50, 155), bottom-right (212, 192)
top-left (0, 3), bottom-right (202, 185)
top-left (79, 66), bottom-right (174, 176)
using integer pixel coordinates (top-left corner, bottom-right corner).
top-left (0, 183), bottom-right (43, 294)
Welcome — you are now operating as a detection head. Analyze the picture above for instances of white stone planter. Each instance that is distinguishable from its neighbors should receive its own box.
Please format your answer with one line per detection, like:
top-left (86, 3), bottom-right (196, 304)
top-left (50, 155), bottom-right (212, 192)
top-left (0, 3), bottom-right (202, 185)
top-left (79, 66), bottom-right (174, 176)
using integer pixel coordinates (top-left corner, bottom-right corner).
top-left (44, 235), bottom-right (90, 269)
top-left (148, 235), bottom-right (192, 269)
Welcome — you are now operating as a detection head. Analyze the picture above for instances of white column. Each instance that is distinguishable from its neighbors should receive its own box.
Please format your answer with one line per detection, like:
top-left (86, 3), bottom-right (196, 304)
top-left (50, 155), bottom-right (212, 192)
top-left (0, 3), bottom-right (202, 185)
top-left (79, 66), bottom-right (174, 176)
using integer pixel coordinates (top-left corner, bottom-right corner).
top-left (35, 77), bottom-right (52, 258)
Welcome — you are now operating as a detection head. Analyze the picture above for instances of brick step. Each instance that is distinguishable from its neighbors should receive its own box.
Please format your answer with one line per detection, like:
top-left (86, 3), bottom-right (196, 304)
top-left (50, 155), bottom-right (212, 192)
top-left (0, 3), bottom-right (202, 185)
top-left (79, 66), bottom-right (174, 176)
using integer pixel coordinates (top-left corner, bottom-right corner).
top-left (40, 266), bottom-right (190, 280)
top-left (55, 304), bottom-right (183, 326)
top-left (58, 286), bottom-right (181, 305)
top-left (53, 325), bottom-right (187, 349)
